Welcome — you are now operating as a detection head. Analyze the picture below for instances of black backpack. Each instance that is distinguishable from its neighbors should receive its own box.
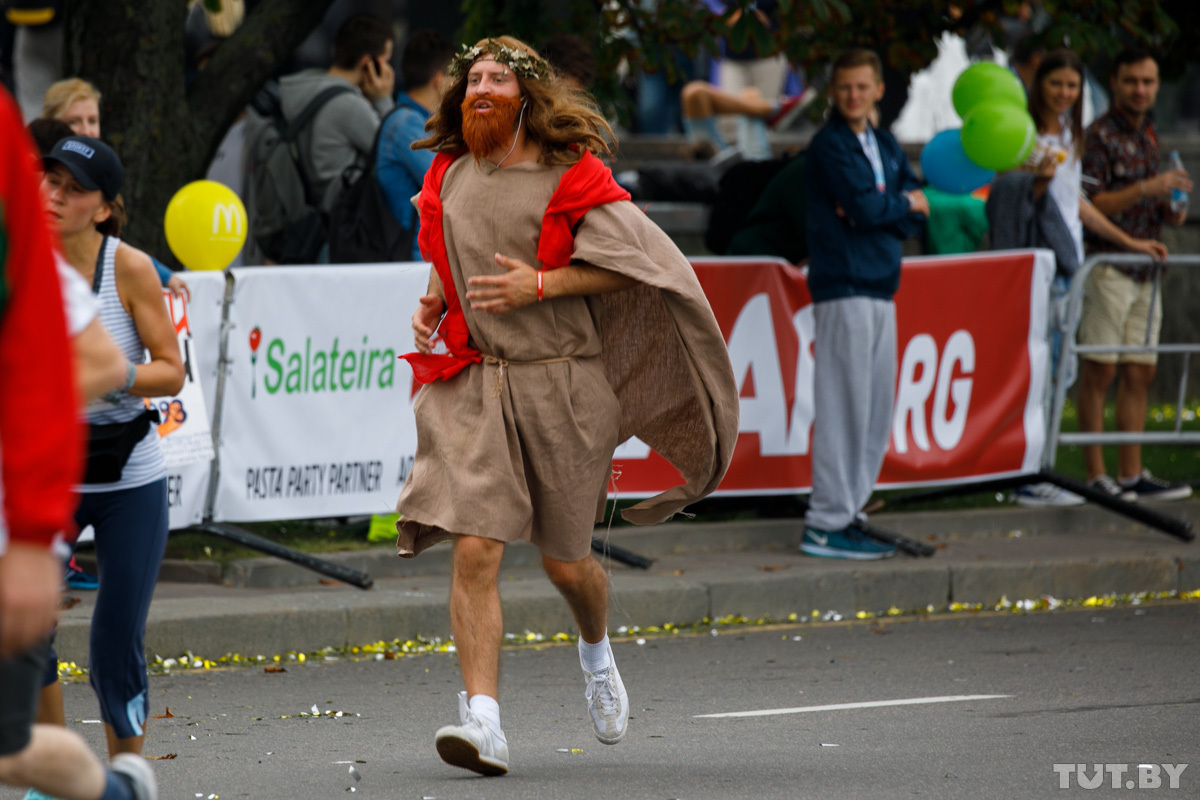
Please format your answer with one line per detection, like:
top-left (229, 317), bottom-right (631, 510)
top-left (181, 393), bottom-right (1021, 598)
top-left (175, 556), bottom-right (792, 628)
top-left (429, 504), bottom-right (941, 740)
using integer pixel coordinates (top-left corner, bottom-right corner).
top-left (704, 153), bottom-right (797, 256)
top-left (327, 107), bottom-right (416, 264)
top-left (245, 81), bottom-right (353, 264)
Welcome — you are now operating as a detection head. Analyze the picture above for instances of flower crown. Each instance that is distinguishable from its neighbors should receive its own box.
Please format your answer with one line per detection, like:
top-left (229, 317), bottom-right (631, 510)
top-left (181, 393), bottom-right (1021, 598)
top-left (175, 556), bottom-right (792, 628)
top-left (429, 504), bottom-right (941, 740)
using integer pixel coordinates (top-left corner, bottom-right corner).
top-left (448, 40), bottom-right (550, 81)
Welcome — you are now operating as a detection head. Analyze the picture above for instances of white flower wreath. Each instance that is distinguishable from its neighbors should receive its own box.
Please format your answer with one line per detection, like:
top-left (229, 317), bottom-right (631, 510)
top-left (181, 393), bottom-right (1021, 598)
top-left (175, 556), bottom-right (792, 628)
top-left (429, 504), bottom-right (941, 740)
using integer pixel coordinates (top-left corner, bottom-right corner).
top-left (448, 39), bottom-right (550, 81)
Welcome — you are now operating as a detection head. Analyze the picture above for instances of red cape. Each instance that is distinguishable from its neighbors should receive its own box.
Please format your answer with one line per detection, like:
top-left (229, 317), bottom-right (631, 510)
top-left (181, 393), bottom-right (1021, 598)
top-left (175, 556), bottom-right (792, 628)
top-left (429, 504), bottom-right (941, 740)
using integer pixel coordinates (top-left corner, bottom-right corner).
top-left (400, 149), bottom-right (630, 384)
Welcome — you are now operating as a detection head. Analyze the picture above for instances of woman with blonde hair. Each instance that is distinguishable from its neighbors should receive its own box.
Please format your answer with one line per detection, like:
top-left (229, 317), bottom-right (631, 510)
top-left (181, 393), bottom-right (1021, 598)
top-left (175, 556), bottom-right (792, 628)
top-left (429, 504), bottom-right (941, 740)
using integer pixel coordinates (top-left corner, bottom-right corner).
top-left (41, 77), bottom-right (101, 138)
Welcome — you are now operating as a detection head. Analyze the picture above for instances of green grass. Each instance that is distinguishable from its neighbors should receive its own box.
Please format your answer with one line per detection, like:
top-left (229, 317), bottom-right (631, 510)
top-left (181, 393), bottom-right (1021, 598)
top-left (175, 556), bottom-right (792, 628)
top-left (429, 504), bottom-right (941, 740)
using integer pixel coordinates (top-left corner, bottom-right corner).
top-left (161, 519), bottom-right (378, 566)
top-left (148, 400), bottom-right (1199, 561)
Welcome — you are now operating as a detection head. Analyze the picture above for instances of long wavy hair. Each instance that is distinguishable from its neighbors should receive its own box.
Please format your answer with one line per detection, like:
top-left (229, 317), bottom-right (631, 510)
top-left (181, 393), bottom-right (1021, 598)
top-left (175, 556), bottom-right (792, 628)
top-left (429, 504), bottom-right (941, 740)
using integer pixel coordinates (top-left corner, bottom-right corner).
top-left (413, 36), bottom-right (614, 165)
top-left (1028, 48), bottom-right (1085, 158)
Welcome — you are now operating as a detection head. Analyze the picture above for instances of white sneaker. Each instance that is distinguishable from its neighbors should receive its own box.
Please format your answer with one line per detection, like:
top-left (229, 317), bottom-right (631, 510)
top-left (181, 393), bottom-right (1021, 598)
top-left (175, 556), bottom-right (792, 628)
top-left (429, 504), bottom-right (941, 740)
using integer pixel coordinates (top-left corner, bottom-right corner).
top-left (434, 691), bottom-right (509, 776)
top-left (1012, 482), bottom-right (1085, 507)
top-left (110, 753), bottom-right (158, 800)
top-left (583, 644), bottom-right (628, 745)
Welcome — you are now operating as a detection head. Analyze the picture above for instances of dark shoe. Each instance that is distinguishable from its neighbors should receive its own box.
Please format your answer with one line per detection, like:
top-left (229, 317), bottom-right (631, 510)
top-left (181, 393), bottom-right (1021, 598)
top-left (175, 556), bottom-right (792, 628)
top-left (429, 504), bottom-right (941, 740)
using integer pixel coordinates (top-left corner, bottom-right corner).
top-left (800, 526), bottom-right (896, 560)
top-left (1088, 474), bottom-right (1135, 501)
top-left (65, 557), bottom-right (99, 590)
top-left (1119, 470), bottom-right (1193, 502)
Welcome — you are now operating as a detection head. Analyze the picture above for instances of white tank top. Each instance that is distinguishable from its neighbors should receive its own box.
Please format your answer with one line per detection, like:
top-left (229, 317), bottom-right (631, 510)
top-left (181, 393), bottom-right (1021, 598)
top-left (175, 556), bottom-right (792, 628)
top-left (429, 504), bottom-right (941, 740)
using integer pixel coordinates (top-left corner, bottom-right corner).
top-left (78, 236), bottom-right (165, 493)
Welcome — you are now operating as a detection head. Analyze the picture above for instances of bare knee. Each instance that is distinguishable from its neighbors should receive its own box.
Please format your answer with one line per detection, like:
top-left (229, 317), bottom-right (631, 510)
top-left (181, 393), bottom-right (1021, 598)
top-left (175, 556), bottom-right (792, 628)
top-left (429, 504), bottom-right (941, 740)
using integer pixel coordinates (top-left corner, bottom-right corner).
top-left (1121, 362), bottom-right (1155, 388)
top-left (452, 536), bottom-right (504, 583)
top-left (0, 748), bottom-right (30, 785)
top-left (1081, 359), bottom-right (1117, 390)
top-left (542, 553), bottom-right (597, 591)
top-left (680, 81), bottom-right (711, 115)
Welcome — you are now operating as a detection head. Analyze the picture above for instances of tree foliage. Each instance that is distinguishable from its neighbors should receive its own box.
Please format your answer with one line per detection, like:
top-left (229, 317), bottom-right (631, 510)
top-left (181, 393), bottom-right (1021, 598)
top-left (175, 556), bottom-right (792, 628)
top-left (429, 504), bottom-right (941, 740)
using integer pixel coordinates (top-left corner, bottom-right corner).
top-left (461, 0), bottom-right (1185, 127)
top-left (61, 0), bottom-right (1187, 264)
top-left (62, 0), bottom-right (335, 263)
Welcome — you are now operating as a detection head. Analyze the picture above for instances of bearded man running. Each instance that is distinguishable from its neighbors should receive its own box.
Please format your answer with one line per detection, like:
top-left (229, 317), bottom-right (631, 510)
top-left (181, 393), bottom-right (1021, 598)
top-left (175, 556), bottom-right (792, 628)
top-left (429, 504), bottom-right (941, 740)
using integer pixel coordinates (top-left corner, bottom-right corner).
top-left (395, 36), bottom-right (738, 777)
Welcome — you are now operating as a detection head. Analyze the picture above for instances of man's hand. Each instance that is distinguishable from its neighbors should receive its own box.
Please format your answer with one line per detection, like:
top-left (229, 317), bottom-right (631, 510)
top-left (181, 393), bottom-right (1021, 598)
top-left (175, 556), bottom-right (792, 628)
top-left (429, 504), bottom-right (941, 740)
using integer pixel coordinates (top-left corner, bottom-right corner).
top-left (1144, 168), bottom-right (1193, 199)
top-left (1125, 237), bottom-right (1169, 262)
top-left (166, 273), bottom-right (191, 302)
top-left (361, 56), bottom-right (395, 102)
top-left (0, 544), bottom-right (60, 658)
top-left (412, 294), bottom-right (445, 354)
top-left (465, 253), bottom-right (539, 314)
top-left (905, 188), bottom-right (930, 217)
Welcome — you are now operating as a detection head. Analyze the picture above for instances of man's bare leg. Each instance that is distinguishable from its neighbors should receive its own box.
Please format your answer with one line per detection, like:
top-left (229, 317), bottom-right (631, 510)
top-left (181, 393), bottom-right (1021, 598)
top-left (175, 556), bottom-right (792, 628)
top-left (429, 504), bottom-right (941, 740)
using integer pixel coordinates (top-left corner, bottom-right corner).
top-left (0, 724), bottom-right (106, 798)
top-left (681, 81), bottom-right (774, 119)
top-left (543, 551), bottom-right (628, 744)
top-left (435, 535), bottom-right (510, 776)
top-left (542, 553), bottom-right (608, 643)
top-left (450, 535), bottom-right (505, 699)
top-left (1077, 358), bottom-right (1117, 480)
top-left (1115, 362), bottom-right (1155, 480)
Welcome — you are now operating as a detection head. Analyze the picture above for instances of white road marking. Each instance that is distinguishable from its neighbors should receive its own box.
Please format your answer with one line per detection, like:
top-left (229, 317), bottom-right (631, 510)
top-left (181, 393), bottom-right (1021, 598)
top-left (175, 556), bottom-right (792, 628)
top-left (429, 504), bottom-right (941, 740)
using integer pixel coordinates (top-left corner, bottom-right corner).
top-left (695, 694), bottom-right (1012, 718)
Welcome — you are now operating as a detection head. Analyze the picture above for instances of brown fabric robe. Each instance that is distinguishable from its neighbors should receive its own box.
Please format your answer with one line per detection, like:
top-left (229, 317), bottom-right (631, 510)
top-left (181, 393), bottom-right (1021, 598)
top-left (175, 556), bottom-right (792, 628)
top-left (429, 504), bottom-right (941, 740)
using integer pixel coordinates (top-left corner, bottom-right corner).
top-left (396, 156), bottom-right (738, 559)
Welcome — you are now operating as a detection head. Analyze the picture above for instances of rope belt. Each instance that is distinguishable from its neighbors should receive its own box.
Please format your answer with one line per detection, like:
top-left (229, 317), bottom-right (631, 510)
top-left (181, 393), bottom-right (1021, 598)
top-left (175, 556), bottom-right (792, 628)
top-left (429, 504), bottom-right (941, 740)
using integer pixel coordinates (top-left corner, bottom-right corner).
top-left (482, 354), bottom-right (575, 397)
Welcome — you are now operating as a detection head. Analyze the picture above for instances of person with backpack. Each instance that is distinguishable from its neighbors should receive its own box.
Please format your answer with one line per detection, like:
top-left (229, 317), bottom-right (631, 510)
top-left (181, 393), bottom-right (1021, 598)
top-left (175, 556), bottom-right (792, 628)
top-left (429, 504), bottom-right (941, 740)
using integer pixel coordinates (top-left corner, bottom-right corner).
top-left (243, 14), bottom-right (394, 264)
top-left (375, 29), bottom-right (454, 262)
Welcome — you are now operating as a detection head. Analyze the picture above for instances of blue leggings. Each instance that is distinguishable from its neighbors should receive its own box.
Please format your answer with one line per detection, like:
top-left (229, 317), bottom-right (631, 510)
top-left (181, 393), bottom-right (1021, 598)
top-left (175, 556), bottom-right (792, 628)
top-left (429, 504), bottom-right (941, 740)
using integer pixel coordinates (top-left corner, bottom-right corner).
top-left (73, 479), bottom-right (168, 739)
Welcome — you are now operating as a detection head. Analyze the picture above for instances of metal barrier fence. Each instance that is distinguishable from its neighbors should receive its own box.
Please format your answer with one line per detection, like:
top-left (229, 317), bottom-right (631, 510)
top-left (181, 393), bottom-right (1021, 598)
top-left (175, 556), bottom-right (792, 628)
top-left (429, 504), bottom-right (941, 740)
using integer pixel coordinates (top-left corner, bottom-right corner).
top-left (1046, 253), bottom-right (1200, 467)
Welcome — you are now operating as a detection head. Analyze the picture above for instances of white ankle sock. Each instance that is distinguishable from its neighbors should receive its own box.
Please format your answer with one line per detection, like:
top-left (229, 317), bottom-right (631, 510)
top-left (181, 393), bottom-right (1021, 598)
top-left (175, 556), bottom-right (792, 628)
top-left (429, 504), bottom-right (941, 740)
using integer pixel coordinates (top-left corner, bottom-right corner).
top-left (468, 694), bottom-right (502, 733)
top-left (578, 633), bottom-right (611, 673)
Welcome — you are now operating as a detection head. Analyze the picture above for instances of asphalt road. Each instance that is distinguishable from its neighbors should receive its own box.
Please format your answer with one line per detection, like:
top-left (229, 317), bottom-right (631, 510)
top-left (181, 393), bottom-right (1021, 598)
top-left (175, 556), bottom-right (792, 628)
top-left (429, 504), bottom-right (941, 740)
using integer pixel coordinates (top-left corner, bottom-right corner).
top-left (6, 601), bottom-right (1198, 800)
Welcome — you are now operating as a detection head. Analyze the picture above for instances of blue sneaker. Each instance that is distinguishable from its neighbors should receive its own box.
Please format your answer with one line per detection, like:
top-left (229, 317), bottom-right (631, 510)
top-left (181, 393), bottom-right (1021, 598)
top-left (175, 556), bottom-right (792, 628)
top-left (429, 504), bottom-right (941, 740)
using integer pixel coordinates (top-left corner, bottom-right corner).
top-left (65, 557), bottom-right (99, 590)
top-left (800, 526), bottom-right (896, 560)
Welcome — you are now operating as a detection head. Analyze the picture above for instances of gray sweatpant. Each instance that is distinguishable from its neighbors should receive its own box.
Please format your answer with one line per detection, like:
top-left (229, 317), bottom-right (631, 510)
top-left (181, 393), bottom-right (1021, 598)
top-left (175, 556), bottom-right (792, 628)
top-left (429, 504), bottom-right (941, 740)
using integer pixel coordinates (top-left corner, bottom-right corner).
top-left (805, 296), bottom-right (896, 532)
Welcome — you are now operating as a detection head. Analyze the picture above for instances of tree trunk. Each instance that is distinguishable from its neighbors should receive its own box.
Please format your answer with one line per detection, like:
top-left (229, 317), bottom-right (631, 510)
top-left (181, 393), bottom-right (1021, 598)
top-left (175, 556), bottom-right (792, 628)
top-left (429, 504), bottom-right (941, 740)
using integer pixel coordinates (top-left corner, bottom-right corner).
top-left (62, 0), bottom-right (334, 266)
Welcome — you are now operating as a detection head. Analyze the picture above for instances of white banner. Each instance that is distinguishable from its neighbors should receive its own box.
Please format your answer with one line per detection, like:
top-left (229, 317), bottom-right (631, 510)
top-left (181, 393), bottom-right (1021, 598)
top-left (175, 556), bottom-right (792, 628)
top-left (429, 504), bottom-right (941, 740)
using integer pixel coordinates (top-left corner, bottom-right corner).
top-left (158, 272), bottom-right (226, 529)
top-left (212, 264), bottom-right (428, 522)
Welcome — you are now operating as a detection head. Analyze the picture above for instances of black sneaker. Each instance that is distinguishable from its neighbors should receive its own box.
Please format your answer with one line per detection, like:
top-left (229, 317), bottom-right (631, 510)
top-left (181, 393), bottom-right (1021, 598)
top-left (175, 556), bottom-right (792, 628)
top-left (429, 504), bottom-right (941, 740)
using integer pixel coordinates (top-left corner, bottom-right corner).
top-left (1088, 474), bottom-right (1135, 502)
top-left (1119, 470), bottom-right (1193, 502)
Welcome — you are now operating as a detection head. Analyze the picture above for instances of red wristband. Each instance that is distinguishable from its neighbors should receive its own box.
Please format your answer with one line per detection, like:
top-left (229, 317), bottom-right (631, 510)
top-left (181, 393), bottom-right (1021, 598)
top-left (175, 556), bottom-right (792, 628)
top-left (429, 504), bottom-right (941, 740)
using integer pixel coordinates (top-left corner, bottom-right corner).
top-left (536, 270), bottom-right (544, 302)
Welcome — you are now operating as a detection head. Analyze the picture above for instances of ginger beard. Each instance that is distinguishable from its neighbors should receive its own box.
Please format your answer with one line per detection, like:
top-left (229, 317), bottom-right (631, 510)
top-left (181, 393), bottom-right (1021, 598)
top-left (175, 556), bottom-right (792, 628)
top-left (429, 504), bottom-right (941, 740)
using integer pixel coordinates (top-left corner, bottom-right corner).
top-left (461, 92), bottom-right (524, 161)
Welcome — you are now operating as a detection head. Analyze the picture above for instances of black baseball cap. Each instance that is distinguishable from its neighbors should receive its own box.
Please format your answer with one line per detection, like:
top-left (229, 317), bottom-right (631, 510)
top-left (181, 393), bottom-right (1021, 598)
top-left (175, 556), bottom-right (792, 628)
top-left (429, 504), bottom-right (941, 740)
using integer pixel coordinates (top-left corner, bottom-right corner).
top-left (44, 135), bottom-right (123, 200)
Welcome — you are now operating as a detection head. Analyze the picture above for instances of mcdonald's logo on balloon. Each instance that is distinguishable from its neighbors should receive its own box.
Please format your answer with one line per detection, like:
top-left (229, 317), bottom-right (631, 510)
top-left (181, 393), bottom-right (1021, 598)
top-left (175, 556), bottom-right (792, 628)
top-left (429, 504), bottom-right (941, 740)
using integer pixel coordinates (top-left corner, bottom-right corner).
top-left (165, 180), bottom-right (247, 271)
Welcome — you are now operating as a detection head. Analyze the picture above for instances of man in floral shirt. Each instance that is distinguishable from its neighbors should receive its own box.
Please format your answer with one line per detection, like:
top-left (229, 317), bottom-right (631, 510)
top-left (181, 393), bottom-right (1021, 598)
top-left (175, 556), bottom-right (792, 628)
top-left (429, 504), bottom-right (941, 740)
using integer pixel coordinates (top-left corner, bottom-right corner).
top-left (1077, 48), bottom-right (1193, 502)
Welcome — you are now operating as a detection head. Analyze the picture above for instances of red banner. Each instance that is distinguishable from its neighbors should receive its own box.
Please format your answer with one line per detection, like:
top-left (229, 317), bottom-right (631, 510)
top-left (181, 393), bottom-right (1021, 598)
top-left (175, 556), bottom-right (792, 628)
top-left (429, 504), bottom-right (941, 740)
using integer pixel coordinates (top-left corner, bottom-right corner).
top-left (612, 250), bottom-right (1054, 495)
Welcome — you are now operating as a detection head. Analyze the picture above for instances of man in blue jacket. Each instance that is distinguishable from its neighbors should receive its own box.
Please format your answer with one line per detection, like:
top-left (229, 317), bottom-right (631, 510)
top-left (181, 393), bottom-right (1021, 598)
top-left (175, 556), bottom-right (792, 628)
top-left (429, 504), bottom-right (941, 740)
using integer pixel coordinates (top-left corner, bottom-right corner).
top-left (802, 49), bottom-right (928, 559)
top-left (377, 29), bottom-right (454, 261)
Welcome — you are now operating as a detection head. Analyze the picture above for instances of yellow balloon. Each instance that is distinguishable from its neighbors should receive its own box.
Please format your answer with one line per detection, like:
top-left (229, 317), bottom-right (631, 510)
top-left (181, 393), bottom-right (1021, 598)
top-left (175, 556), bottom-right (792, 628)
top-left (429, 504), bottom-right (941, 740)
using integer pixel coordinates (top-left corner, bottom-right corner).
top-left (163, 180), bottom-right (247, 271)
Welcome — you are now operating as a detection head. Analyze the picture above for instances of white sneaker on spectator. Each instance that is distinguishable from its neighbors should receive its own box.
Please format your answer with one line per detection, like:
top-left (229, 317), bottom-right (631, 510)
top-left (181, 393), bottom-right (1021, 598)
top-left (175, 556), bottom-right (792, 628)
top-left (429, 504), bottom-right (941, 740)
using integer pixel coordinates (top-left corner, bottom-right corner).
top-left (434, 691), bottom-right (509, 776)
top-left (1119, 470), bottom-right (1193, 502)
top-left (1088, 474), bottom-right (1135, 501)
top-left (110, 753), bottom-right (158, 800)
top-left (583, 644), bottom-right (628, 744)
top-left (1012, 482), bottom-right (1084, 507)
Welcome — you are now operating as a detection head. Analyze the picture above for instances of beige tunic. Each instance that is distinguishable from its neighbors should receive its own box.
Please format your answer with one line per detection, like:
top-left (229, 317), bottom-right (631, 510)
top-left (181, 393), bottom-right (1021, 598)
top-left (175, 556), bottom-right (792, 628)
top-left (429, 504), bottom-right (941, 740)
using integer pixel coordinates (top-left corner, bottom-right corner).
top-left (396, 155), bottom-right (738, 560)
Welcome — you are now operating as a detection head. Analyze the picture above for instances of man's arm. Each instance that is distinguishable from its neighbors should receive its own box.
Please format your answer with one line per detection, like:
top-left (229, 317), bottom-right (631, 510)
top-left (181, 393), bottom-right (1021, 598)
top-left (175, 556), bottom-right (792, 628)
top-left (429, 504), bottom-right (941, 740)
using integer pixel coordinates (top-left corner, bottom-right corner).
top-left (808, 130), bottom-right (915, 231)
top-left (0, 96), bottom-right (81, 656)
top-left (1079, 198), bottom-right (1168, 261)
top-left (464, 253), bottom-right (635, 315)
top-left (1090, 169), bottom-right (1193, 218)
top-left (411, 269), bottom-right (446, 355)
top-left (377, 112), bottom-right (436, 227)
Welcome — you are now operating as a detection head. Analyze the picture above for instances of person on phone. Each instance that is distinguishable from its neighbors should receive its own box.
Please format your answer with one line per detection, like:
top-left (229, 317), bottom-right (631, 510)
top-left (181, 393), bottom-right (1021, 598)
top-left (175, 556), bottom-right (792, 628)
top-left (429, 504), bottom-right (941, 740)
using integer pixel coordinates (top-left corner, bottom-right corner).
top-left (277, 13), bottom-right (395, 219)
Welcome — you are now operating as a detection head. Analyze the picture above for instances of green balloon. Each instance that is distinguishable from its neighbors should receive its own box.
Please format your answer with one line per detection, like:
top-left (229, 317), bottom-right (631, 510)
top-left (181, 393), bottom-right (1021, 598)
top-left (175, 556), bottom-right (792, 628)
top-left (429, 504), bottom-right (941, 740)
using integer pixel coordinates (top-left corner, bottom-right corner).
top-left (953, 62), bottom-right (1026, 119)
top-left (961, 102), bottom-right (1037, 171)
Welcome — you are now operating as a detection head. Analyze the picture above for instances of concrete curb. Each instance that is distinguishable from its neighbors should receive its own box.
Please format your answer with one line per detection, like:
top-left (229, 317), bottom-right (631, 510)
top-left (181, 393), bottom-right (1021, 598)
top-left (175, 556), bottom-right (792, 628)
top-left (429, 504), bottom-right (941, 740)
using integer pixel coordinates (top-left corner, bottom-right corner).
top-left (52, 502), bottom-right (1199, 664)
